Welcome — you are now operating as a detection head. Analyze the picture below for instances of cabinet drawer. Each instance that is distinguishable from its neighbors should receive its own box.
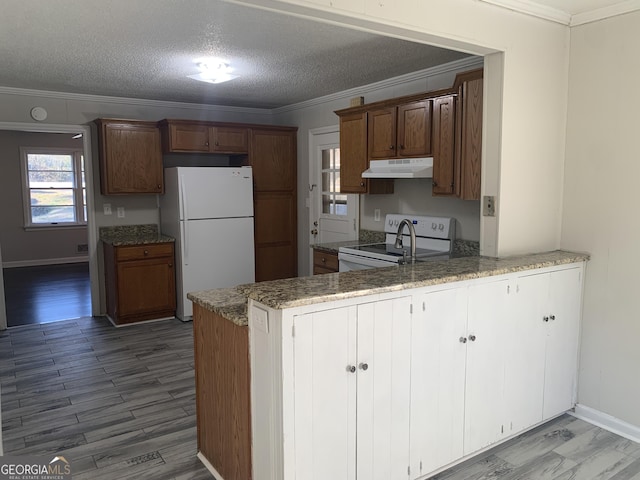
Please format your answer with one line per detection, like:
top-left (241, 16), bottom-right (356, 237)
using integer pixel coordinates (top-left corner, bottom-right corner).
top-left (115, 243), bottom-right (174, 261)
top-left (313, 250), bottom-right (339, 272)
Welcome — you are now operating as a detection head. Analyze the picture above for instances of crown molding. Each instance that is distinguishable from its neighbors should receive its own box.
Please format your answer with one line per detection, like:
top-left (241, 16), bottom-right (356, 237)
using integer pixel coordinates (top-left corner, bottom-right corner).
top-left (0, 86), bottom-right (272, 116)
top-left (477, 0), bottom-right (571, 25)
top-left (272, 56), bottom-right (484, 115)
top-left (478, 0), bottom-right (640, 27)
top-left (570, 0), bottom-right (640, 26)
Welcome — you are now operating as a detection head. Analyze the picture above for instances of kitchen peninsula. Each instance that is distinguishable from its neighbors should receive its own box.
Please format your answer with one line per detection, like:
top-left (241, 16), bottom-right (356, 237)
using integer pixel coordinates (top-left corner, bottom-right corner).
top-left (189, 250), bottom-right (588, 480)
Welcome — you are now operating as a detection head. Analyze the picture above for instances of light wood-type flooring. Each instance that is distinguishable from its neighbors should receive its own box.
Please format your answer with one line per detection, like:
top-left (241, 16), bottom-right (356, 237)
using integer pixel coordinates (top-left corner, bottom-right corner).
top-left (0, 316), bottom-right (211, 479)
top-left (2, 316), bottom-right (640, 479)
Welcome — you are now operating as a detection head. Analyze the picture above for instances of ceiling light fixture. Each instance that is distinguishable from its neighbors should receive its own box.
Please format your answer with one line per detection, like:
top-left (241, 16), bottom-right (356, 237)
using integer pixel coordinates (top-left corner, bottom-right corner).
top-left (188, 61), bottom-right (239, 84)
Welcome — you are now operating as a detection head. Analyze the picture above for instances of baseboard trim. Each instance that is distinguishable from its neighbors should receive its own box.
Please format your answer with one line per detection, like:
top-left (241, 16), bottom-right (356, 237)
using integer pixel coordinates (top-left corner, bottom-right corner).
top-left (197, 452), bottom-right (226, 480)
top-left (571, 404), bottom-right (640, 443)
top-left (2, 257), bottom-right (89, 268)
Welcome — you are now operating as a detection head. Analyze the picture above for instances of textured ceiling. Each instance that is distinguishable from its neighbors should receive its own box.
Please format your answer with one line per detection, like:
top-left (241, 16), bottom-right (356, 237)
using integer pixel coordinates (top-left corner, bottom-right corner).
top-left (0, 0), bottom-right (471, 109)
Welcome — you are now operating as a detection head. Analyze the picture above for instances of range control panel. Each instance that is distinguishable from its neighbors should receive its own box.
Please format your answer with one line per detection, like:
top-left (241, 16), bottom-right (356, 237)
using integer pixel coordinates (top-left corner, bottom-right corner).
top-left (384, 214), bottom-right (455, 240)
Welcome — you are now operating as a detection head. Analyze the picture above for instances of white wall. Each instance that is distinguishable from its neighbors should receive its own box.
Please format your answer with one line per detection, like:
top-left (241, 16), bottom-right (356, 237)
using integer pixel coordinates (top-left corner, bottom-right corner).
top-left (0, 131), bottom-right (88, 264)
top-left (239, 0), bottom-right (571, 257)
top-left (562, 10), bottom-right (640, 428)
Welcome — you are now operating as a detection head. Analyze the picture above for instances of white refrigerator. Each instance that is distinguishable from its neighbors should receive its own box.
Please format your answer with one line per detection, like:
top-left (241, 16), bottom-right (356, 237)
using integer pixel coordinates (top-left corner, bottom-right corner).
top-left (160, 167), bottom-right (255, 321)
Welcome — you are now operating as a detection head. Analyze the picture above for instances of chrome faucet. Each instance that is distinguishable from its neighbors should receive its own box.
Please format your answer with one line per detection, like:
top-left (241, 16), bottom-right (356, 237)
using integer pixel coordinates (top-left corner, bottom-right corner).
top-left (395, 219), bottom-right (416, 263)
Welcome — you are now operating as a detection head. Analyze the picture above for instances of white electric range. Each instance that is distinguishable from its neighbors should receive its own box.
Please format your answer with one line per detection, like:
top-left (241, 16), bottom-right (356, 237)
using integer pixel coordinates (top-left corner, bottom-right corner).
top-left (338, 214), bottom-right (456, 272)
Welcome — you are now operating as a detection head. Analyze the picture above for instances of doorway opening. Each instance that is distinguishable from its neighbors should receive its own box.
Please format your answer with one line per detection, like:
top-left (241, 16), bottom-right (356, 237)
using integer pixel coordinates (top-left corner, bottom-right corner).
top-left (0, 123), bottom-right (98, 330)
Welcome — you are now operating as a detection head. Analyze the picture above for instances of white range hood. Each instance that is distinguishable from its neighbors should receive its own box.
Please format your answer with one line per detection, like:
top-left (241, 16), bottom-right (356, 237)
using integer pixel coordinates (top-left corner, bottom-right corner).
top-left (361, 157), bottom-right (433, 179)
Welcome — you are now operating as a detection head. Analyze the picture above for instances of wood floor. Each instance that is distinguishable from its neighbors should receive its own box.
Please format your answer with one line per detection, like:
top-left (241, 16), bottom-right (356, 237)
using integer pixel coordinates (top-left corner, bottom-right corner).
top-left (433, 415), bottom-right (640, 480)
top-left (1, 304), bottom-right (639, 479)
top-left (3, 263), bottom-right (91, 327)
top-left (0, 316), bottom-right (211, 479)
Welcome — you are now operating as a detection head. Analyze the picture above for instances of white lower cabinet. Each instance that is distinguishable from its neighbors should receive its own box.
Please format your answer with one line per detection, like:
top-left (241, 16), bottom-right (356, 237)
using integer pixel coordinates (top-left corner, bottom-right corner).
top-left (250, 263), bottom-right (584, 480)
top-left (410, 287), bottom-right (467, 478)
top-left (292, 296), bottom-right (413, 480)
top-left (464, 279), bottom-right (512, 454)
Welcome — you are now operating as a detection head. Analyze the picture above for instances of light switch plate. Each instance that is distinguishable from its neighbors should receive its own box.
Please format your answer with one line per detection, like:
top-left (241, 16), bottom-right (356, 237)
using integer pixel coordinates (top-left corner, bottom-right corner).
top-left (374, 209), bottom-right (381, 222)
top-left (117, 207), bottom-right (125, 218)
top-left (103, 204), bottom-right (112, 215)
top-left (483, 196), bottom-right (496, 217)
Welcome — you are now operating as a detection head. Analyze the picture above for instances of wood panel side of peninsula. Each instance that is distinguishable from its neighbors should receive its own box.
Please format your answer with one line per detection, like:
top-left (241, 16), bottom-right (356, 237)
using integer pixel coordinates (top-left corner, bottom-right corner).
top-left (193, 303), bottom-right (252, 480)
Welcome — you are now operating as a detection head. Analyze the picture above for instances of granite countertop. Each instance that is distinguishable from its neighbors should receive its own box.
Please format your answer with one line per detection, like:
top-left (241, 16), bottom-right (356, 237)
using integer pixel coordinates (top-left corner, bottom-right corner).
top-left (187, 288), bottom-right (248, 326)
top-left (100, 224), bottom-right (175, 246)
top-left (188, 250), bottom-right (589, 326)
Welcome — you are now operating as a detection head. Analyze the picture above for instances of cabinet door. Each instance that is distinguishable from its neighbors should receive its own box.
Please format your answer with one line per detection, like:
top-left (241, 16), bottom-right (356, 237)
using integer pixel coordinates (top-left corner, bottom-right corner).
top-left (457, 76), bottom-right (483, 200)
top-left (99, 122), bottom-right (163, 194)
top-left (250, 128), bottom-right (297, 281)
top-left (544, 267), bottom-right (582, 418)
top-left (357, 297), bottom-right (412, 480)
top-left (368, 107), bottom-right (397, 159)
top-left (464, 279), bottom-right (510, 455)
top-left (169, 123), bottom-right (211, 152)
top-left (293, 306), bottom-right (358, 480)
top-left (339, 112), bottom-right (368, 194)
top-left (431, 96), bottom-right (456, 196)
top-left (116, 256), bottom-right (176, 318)
top-left (410, 288), bottom-right (467, 479)
top-left (398, 101), bottom-right (431, 157)
top-left (211, 126), bottom-right (248, 153)
top-left (250, 129), bottom-right (296, 192)
top-left (504, 274), bottom-right (547, 436)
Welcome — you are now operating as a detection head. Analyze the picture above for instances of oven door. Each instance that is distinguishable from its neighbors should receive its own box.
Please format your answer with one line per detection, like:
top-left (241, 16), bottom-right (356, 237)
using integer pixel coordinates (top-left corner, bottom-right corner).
top-left (338, 252), bottom-right (396, 272)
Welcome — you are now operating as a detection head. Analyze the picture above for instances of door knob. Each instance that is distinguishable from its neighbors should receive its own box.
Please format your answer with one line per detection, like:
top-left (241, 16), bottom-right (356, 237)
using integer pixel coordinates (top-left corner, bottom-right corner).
top-left (469, 334), bottom-right (477, 342)
top-left (311, 229), bottom-right (318, 235)
top-left (543, 316), bottom-right (549, 322)
top-left (359, 362), bottom-right (369, 371)
top-left (346, 365), bottom-right (356, 373)
top-left (459, 336), bottom-right (467, 343)
top-left (549, 315), bottom-right (556, 321)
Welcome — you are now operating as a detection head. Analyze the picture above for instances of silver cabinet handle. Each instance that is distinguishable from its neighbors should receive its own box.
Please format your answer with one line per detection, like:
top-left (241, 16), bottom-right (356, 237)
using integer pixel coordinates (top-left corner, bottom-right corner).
top-left (359, 363), bottom-right (369, 371)
top-left (346, 365), bottom-right (356, 373)
top-left (459, 336), bottom-right (467, 343)
top-left (469, 334), bottom-right (477, 342)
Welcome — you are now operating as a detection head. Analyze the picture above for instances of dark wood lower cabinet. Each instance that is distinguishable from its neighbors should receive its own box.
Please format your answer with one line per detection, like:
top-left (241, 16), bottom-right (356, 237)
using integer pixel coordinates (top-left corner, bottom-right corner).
top-left (193, 304), bottom-right (252, 480)
top-left (313, 248), bottom-right (339, 274)
top-left (103, 242), bottom-right (176, 325)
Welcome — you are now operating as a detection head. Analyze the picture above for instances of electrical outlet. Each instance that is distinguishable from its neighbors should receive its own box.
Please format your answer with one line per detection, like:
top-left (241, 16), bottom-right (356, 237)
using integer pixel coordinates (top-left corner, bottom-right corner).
top-left (117, 207), bottom-right (125, 218)
top-left (374, 209), bottom-right (381, 222)
top-left (103, 203), bottom-right (112, 215)
top-left (483, 196), bottom-right (496, 217)
top-left (76, 244), bottom-right (88, 253)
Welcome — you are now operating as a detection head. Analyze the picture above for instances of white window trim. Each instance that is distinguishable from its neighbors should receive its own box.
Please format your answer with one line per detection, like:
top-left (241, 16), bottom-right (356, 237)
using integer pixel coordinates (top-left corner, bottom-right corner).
top-left (20, 146), bottom-right (86, 229)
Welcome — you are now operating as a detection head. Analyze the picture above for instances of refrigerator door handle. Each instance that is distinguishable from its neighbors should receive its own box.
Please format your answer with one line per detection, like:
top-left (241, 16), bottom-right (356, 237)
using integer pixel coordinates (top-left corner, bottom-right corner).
top-left (182, 222), bottom-right (189, 266)
top-left (179, 174), bottom-right (189, 222)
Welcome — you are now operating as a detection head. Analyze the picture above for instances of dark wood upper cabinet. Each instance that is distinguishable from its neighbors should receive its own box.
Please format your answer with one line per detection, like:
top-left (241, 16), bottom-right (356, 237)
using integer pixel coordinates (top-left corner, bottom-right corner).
top-left (95, 119), bottom-right (164, 195)
top-left (432, 95), bottom-right (457, 196)
top-left (159, 120), bottom-right (249, 154)
top-left (454, 69), bottom-right (484, 200)
top-left (368, 101), bottom-right (432, 160)
top-left (397, 100), bottom-right (432, 157)
top-left (368, 107), bottom-right (397, 159)
top-left (339, 111), bottom-right (369, 194)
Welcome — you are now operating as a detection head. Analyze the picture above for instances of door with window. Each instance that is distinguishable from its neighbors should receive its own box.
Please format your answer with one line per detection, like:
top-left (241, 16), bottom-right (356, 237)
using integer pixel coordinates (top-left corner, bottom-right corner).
top-left (310, 130), bottom-right (359, 249)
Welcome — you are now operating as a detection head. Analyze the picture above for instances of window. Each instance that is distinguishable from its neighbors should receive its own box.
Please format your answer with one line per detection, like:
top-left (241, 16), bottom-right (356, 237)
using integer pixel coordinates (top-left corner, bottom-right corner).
top-left (21, 148), bottom-right (86, 227)
top-left (321, 147), bottom-right (348, 216)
